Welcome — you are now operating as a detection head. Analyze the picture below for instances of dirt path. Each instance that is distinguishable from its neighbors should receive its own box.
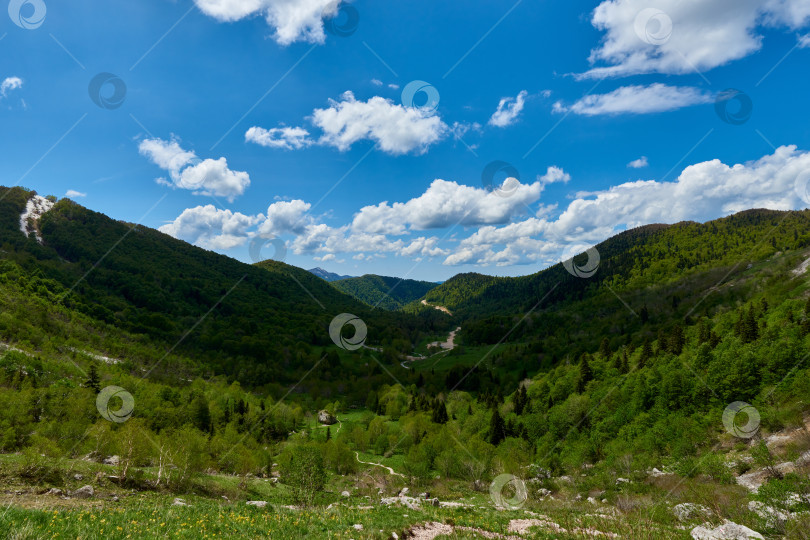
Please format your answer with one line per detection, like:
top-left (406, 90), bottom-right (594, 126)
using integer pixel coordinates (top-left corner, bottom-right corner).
top-left (354, 451), bottom-right (405, 478)
top-left (421, 299), bottom-right (452, 315)
top-left (400, 326), bottom-right (461, 369)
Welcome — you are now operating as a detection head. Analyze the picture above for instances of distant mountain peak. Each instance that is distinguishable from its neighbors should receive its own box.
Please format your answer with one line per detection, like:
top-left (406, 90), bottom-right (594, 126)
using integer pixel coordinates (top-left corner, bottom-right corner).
top-left (308, 267), bottom-right (354, 282)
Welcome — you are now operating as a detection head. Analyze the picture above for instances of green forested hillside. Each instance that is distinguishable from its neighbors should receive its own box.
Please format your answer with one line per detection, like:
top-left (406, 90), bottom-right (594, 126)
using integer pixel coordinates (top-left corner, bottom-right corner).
top-left (332, 274), bottom-right (439, 310)
top-left (3, 189), bottom-right (810, 539)
top-left (0, 186), bottom-right (447, 390)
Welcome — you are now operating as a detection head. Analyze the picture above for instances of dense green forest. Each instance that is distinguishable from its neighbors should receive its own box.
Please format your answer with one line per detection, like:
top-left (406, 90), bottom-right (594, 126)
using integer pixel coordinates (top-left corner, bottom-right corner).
top-left (3, 188), bottom-right (810, 538)
top-left (331, 274), bottom-right (439, 310)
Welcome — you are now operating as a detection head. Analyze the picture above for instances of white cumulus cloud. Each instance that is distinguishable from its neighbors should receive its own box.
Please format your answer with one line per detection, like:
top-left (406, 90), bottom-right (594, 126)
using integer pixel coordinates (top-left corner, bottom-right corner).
top-left (627, 156), bottom-right (649, 168)
top-left (139, 137), bottom-right (250, 202)
top-left (193, 0), bottom-right (342, 45)
top-left (159, 205), bottom-right (260, 250)
top-left (582, 0), bottom-right (810, 79)
top-left (64, 190), bottom-right (87, 198)
top-left (245, 126), bottom-right (313, 150)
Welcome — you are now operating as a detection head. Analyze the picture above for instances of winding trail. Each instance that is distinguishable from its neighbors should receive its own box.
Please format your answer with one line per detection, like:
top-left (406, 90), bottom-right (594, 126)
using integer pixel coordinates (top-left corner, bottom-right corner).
top-left (354, 451), bottom-right (405, 477)
top-left (400, 326), bottom-right (461, 370)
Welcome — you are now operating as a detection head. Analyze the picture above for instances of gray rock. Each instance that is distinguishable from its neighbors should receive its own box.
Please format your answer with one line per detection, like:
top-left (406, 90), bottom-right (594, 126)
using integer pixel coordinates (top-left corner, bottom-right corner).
top-left (45, 488), bottom-right (62, 496)
top-left (73, 473), bottom-right (83, 481)
top-left (341, 490), bottom-right (351, 498)
top-left (172, 498), bottom-right (189, 507)
top-left (317, 410), bottom-right (337, 425)
top-left (673, 503), bottom-right (711, 522)
top-left (748, 501), bottom-right (789, 528)
top-left (72, 485), bottom-right (94, 499)
top-left (690, 520), bottom-right (764, 539)
top-left (246, 501), bottom-right (268, 508)
top-left (103, 455), bottom-right (120, 466)
top-left (398, 487), bottom-right (409, 497)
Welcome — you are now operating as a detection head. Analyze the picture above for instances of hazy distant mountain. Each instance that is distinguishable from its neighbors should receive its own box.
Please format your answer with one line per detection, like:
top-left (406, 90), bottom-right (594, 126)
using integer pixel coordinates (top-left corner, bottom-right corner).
top-left (308, 267), bottom-right (354, 282)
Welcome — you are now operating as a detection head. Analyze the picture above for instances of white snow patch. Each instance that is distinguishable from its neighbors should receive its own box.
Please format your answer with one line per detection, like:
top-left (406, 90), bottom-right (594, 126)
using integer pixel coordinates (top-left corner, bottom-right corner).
top-left (20, 195), bottom-right (54, 244)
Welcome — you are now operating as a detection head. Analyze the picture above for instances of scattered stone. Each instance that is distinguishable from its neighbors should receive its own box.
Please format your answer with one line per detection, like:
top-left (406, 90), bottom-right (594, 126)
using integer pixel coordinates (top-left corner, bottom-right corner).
top-left (246, 501), bottom-right (268, 508)
top-left (381, 496), bottom-right (422, 510)
top-left (673, 503), bottom-right (711, 522)
top-left (587, 497), bottom-right (598, 505)
top-left (748, 501), bottom-right (789, 528)
top-left (690, 520), bottom-right (763, 539)
top-left (341, 490), bottom-right (351, 498)
top-left (103, 455), bottom-right (120, 466)
top-left (72, 485), bottom-right (94, 499)
top-left (318, 410), bottom-right (337, 425)
top-left (649, 468), bottom-right (669, 477)
top-left (73, 473), bottom-right (84, 481)
top-left (736, 470), bottom-right (768, 493)
top-left (352, 524), bottom-right (363, 530)
top-left (536, 488), bottom-right (551, 498)
top-left (418, 492), bottom-right (428, 499)
top-left (172, 498), bottom-right (189, 507)
top-left (45, 488), bottom-right (62, 496)
top-left (399, 487), bottom-right (409, 497)
top-left (616, 478), bottom-right (630, 484)
top-left (111, 496), bottom-right (119, 502)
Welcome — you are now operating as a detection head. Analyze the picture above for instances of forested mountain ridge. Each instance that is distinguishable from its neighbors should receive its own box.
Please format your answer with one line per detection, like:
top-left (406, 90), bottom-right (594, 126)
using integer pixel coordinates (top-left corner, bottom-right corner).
top-left (331, 274), bottom-right (439, 310)
top-left (0, 186), bottom-right (446, 390)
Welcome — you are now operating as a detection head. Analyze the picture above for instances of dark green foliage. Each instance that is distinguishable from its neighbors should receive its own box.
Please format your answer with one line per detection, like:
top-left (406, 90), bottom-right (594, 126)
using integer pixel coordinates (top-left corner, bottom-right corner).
top-left (431, 400), bottom-right (448, 424)
top-left (488, 409), bottom-right (506, 445)
top-left (332, 274), bottom-right (438, 311)
top-left (84, 364), bottom-right (100, 393)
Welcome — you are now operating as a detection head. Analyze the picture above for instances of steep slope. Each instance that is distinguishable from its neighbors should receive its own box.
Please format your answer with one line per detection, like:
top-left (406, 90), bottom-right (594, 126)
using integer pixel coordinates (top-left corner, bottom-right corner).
top-left (332, 274), bottom-right (439, 310)
top-left (0, 186), bottom-right (434, 387)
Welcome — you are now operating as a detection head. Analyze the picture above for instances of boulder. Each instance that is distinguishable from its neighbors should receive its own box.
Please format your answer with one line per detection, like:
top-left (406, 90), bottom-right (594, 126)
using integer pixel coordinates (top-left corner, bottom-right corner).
top-left (73, 473), bottom-right (84, 481)
top-left (673, 503), bottom-right (711, 522)
top-left (72, 485), bottom-right (94, 499)
top-left (103, 455), bottom-right (120, 466)
top-left (341, 491), bottom-right (351, 498)
top-left (246, 501), bottom-right (268, 508)
top-left (45, 488), bottom-right (63, 496)
top-left (690, 520), bottom-right (764, 539)
top-left (318, 410), bottom-right (337, 425)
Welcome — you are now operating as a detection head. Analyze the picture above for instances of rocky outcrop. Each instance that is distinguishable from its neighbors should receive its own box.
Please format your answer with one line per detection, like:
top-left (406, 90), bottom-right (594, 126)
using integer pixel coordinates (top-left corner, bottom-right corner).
top-left (317, 410), bottom-right (337, 425)
top-left (690, 520), bottom-right (763, 539)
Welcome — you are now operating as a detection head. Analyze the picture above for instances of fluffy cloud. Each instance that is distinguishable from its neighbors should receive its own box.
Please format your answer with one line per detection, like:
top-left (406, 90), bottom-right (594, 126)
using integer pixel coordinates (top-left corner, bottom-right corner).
top-left (245, 126), bottom-right (313, 150)
top-left (312, 92), bottom-right (447, 154)
top-left (442, 145), bottom-right (810, 266)
top-left (582, 0), bottom-right (810, 79)
top-left (159, 205), bottom-right (259, 250)
top-left (350, 177), bottom-right (548, 235)
top-left (139, 137), bottom-right (250, 202)
top-left (64, 190), bottom-right (87, 198)
top-left (488, 90), bottom-right (528, 127)
top-left (554, 84), bottom-right (712, 116)
top-left (257, 199), bottom-right (312, 235)
top-left (627, 156), bottom-right (649, 168)
top-left (193, 0), bottom-right (341, 45)
top-left (247, 91), bottom-right (448, 155)
top-left (1, 77), bottom-right (22, 98)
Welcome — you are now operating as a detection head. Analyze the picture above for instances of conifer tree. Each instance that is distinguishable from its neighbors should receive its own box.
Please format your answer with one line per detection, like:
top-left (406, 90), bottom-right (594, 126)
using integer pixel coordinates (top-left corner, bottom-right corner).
top-left (489, 409), bottom-right (506, 445)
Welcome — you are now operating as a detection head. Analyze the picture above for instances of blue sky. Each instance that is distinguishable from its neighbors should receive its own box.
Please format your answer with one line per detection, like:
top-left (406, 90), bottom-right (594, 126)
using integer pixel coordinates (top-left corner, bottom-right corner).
top-left (3, 0), bottom-right (810, 281)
